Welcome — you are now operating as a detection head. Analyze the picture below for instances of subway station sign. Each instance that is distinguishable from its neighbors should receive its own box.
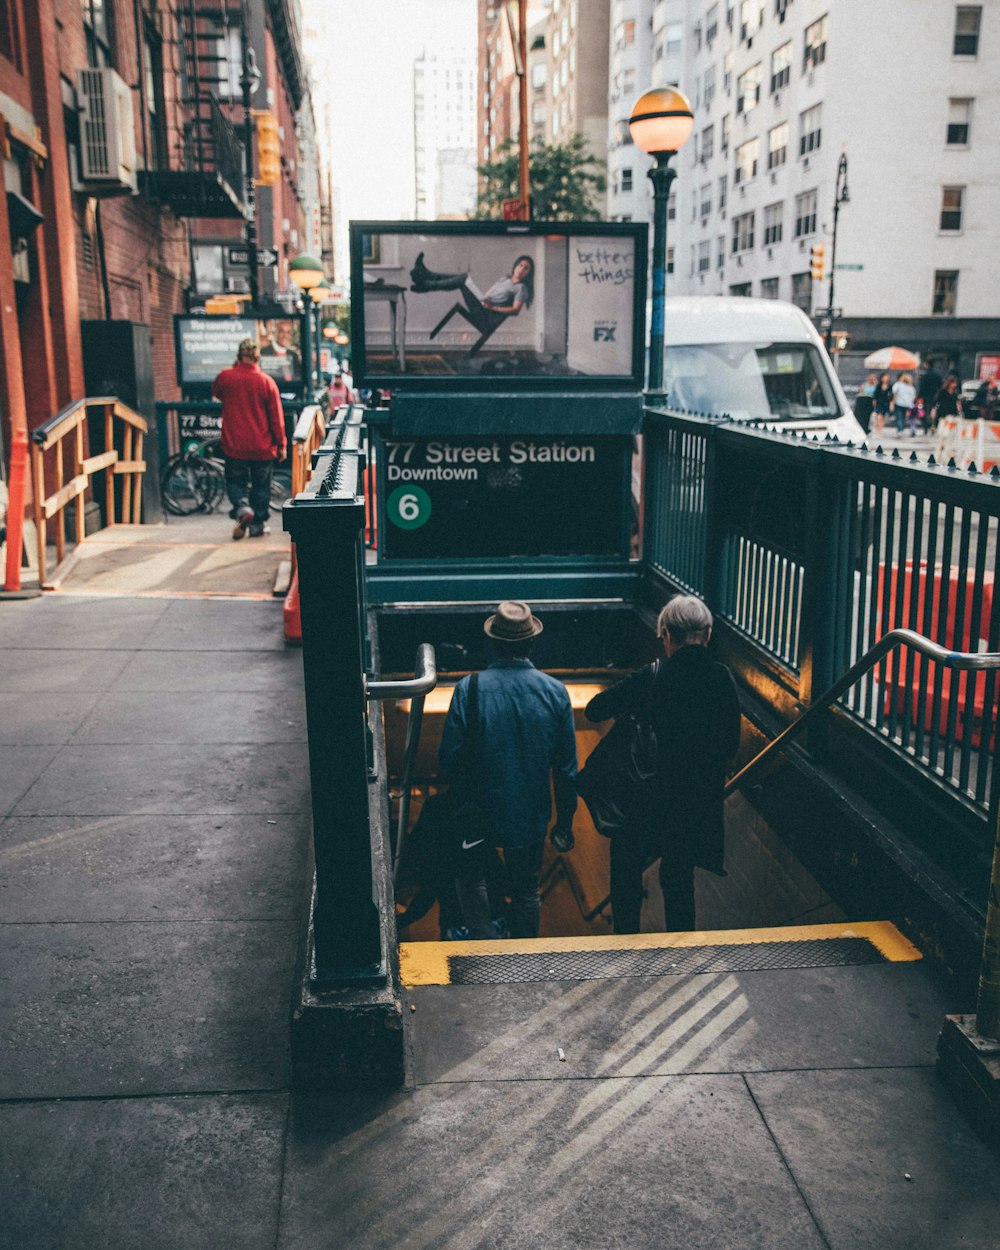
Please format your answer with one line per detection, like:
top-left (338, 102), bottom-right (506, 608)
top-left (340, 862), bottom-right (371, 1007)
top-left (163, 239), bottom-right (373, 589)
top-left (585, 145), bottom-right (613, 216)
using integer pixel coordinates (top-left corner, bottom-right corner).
top-left (379, 436), bottom-right (628, 560)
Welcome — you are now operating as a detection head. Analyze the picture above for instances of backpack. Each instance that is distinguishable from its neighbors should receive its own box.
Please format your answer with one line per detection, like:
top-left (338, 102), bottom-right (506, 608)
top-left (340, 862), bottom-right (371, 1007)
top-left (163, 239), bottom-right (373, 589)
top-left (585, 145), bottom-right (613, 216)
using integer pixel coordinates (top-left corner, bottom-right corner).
top-left (576, 661), bottom-right (660, 838)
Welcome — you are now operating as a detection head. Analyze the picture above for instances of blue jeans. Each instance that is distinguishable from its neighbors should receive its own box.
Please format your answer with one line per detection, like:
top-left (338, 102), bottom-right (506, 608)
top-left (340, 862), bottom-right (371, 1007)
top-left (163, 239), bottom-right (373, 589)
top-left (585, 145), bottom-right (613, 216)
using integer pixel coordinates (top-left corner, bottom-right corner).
top-left (224, 456), bottom-right (272, 524)
top-left (456, 841), bottom-right (544, 939)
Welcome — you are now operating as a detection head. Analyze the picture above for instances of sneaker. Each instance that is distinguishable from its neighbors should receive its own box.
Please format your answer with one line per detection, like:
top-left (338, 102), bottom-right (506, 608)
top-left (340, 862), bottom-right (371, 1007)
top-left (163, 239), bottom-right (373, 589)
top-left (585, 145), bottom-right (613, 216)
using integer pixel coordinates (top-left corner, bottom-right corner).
top-left (232, 507), bottom-right (254, 540)
top-left (443, 925), bottom-right (471, 941)
top-left (491, 917), bottom-right (508, 939)
top-left (248, 522), bottom-right (272, 538)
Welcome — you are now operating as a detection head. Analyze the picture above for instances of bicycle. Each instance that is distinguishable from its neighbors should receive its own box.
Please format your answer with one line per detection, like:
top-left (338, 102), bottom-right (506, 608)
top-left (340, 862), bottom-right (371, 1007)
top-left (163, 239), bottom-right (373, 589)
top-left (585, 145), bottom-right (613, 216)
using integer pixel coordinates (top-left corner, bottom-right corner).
top-left (160, 438), bottom-right (291, 517)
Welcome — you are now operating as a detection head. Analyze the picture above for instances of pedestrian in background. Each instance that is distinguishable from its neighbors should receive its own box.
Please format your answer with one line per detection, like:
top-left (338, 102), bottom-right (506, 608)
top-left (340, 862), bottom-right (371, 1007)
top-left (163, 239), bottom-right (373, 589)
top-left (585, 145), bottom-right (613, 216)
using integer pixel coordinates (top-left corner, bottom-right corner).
top-left (211, 338), bottom-right (287, 539)
top-left (930, 374), bottom-right (962, 432)
top-left (872, 373), bottom-right (893, 437)
top-left (584, 595), bottom-right (741, 935)
top-left (892, 372), bottom-right (917, 435)
top-left (439, 601), bottom-right (577, 939)
top-left (327, 370), bottom-right (356, 409)
top-left (854, 373), bottom-right (878, 434)
top-left (918, 361), bottom-right (943, 425)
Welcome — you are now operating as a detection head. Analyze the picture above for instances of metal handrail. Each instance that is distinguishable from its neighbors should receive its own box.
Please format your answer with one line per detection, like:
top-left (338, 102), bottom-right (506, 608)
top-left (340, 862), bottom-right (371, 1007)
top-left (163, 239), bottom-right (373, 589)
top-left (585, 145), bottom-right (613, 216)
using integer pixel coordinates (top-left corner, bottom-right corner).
top-left (579, 628), bottom-right (1000, 1038)
top-left (363, 645), bottom-right (438, 886)
top-left (726, 628), bottom-right (1000, 796)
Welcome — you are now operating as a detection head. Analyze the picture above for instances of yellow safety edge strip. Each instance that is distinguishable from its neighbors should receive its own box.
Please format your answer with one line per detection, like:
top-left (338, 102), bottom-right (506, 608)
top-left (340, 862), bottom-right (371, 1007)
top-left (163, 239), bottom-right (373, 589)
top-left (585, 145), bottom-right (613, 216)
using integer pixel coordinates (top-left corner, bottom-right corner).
top-left (400, 920), bottom-right (921, 987)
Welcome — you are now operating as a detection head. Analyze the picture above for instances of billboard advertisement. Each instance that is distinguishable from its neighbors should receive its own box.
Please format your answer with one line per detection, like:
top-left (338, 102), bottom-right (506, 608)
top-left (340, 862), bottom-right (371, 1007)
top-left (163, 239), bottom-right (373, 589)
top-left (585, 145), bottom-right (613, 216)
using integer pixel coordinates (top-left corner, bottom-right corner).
top-left (175, 314), bottom-right (305, 394)
top-left (350, 222), bottom-right (646, 391)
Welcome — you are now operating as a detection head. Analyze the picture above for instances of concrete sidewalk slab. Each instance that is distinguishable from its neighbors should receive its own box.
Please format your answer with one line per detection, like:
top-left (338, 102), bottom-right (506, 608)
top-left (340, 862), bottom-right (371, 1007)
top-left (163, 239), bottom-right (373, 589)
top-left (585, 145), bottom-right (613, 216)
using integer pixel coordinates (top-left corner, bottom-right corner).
top-left (11, 741), bottom-right (310, 815)
top-left (277, 1077), bottom-right (828, 1250)
top-left (0, 595), bottom-right (168, 650)
top-left (2, 919), bottom-right (297, 1098)
top-left (748, 1067), bottom-right (1000, 1249)
top-left (0, 1093), bottom-right (288, 1250)
top-left (0, 691), bottom-right (103, 744)
top-left (140, 598), bottom-right (289, 650)
top-left (408, 964), bottom-right (960, 1083)
top-left (0, 745), bottom-right (61, 818)
top-left (115, 646), bottom-right (301, 692)
top-left (0, 812), bottom-right (312, 922)
top-left (0, 647), bottom-right (132, 692)
top-left (70, 689), bottom-right (307, 744)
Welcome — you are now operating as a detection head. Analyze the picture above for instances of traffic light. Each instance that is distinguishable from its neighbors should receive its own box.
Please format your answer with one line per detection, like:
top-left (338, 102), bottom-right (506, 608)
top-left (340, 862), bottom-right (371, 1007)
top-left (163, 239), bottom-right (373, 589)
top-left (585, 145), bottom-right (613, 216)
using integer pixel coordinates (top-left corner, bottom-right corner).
top-left (810, 242), bottom-right (826, 282)
top-left (253, 111), bottom-right (280, 187)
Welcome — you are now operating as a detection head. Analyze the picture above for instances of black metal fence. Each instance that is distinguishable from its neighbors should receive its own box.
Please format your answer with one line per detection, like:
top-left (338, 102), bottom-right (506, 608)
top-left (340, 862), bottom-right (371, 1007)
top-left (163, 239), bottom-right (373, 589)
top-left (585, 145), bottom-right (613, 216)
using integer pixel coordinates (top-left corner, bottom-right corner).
top-left (643, 408), bottom-right (1000, 825)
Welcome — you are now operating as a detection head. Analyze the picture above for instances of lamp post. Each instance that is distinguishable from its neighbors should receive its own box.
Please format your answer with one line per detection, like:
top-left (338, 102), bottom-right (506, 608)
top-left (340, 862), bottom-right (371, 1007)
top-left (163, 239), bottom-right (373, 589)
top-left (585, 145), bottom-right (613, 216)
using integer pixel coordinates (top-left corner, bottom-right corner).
top-left (825, 148), bottom-right (849, 354)
top-left (310, 280), bottom-right (330, 385)
top-left (238, 0), bottom-right (261, 309)
top-left (289, 254), bottom-right (324, 396)
top-left (629, 87), bottom-right (694, 396)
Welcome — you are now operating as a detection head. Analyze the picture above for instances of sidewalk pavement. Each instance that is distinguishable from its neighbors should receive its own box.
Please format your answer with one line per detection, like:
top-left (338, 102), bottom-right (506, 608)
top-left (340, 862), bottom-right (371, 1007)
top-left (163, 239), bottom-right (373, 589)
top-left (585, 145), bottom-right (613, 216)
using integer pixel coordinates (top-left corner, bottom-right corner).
top-left (2, 593), bottom-right (999, 1249)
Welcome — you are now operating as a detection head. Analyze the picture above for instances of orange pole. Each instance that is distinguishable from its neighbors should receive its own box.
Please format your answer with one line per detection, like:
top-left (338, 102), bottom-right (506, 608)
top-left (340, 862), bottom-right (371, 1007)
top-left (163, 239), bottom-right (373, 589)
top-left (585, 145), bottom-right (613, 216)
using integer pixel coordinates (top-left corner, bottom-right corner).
top-left (3, 425), bottom-right (28, 591)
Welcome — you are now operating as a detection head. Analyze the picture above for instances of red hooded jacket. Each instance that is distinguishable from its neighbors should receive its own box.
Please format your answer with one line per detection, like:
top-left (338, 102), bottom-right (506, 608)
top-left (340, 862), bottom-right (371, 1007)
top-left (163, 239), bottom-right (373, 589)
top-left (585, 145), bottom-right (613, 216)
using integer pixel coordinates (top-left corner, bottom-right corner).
top-left (212, 361), bottom-right (287, 461)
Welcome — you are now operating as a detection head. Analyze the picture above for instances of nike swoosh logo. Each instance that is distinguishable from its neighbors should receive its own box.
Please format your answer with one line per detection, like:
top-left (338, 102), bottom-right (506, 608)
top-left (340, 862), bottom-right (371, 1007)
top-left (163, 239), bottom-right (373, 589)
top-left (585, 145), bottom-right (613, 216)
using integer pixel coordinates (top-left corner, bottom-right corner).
top-left (461, 839), bottom-right (485, 850)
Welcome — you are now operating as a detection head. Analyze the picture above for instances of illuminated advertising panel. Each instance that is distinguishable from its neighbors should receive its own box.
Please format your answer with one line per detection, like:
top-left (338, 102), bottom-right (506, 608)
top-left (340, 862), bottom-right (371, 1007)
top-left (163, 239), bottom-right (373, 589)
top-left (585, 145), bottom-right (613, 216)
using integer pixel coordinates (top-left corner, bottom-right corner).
top-left (350, 221), bottom-right (646, 392)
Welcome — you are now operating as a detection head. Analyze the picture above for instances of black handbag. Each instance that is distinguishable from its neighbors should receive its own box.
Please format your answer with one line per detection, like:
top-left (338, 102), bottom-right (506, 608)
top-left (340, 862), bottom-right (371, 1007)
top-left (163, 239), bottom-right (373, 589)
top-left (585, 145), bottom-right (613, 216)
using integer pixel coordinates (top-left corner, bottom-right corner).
top-left (441, 672), bottom-right (498, 868)
top-left (576, 661), bottom-right (660, 838)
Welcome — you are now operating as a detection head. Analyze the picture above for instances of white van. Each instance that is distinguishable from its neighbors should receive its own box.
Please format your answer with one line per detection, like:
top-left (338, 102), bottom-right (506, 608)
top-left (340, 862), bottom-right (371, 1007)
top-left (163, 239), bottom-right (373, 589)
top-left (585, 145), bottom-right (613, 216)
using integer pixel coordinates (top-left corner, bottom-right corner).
top-left (661, 296), bottom-right (866, 443)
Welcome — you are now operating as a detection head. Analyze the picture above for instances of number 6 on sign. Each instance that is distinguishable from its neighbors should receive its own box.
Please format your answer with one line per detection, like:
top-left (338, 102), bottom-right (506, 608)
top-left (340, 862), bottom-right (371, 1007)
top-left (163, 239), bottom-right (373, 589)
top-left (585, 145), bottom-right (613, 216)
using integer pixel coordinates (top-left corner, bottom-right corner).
top-left (387, 485), bottom-right (432, 530)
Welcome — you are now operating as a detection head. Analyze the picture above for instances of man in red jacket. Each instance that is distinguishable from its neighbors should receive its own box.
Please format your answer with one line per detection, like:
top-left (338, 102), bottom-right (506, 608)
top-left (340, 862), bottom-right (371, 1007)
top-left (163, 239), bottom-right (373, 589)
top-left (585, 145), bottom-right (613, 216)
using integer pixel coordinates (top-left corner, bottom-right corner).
top-left (212, 338), bottom-right (287, 539)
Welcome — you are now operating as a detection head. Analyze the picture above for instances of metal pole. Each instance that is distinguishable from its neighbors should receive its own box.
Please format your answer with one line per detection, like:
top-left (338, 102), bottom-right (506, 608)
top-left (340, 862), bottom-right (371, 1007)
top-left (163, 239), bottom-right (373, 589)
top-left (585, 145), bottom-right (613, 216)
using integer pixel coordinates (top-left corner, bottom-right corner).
top-left (239, 1), bottom-right (259, 310)
top-left (825, 150), bottom-right (848, 354)
top-left (517, 0), bottom-right (530, 219)
top-left (975, 802), bottom-right (1000, 1038)
top-left (302, 306), bottom-right (312, 398)
top-left (647, 152), bottom-right (676, 396)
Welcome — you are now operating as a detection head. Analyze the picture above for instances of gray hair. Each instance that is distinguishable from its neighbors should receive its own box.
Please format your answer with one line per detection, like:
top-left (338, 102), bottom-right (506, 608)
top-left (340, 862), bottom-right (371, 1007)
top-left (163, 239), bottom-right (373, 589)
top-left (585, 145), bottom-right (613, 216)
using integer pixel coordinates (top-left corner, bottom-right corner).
top-left (657, 594), bottom-right (713, 646)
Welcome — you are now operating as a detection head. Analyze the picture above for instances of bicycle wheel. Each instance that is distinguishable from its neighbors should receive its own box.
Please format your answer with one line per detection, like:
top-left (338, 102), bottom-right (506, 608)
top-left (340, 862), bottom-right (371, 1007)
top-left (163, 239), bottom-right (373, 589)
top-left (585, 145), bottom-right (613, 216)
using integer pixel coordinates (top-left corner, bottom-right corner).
top-left (161, 453), bottom-right (219, 516)
top-left (270, 468), bottom-right (292, 506)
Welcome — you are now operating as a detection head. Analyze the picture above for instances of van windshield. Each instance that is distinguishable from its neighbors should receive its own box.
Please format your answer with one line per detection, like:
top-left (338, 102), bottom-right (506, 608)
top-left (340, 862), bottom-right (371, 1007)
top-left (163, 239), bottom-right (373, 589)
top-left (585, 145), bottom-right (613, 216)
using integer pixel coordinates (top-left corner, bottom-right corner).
top-left (663, 341), bottom-right (840, 421)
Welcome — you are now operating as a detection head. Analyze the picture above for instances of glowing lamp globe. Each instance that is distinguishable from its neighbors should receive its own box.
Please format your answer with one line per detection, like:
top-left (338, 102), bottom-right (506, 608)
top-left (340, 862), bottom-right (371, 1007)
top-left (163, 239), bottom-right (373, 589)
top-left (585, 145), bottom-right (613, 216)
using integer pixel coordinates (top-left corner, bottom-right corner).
top-left (628, 87), bottom-right (694, 155)
top-left (289, 254), bottom-right (324, 291)
top-left (310, 279), bottom-right (331, 304)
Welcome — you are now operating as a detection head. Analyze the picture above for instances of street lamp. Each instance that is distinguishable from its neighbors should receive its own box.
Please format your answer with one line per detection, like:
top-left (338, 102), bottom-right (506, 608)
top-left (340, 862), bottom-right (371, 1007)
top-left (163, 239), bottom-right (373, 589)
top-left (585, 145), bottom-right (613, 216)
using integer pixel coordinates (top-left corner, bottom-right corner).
top-left (629, 86), bottom-right (694, 395)
top-left (289, 254), bottom-right (324, 394)
top-left (825, 148), bottom-right (850, 353)
top-left (309, 280), bottom-right (330, 383)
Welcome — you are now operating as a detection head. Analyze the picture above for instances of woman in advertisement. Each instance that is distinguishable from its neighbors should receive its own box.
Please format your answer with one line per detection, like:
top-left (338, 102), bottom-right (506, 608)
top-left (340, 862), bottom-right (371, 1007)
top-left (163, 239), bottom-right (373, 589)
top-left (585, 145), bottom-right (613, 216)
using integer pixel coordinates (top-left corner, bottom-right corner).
top-left (409, 253), bottom-right (535, 355)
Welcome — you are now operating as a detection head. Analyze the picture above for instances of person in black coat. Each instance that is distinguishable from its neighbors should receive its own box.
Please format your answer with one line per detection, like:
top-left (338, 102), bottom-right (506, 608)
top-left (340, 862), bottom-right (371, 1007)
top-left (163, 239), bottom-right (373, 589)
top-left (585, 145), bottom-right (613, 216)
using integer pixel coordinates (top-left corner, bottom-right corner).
top-left (584, 595), bottom-right (742, 934)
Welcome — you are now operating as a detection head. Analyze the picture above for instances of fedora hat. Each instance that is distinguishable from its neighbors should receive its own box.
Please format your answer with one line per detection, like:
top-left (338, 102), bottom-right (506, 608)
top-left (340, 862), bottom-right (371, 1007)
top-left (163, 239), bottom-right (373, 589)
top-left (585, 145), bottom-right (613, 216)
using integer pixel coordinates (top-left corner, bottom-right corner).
top-left (484, 600), bottom-right (543, 641)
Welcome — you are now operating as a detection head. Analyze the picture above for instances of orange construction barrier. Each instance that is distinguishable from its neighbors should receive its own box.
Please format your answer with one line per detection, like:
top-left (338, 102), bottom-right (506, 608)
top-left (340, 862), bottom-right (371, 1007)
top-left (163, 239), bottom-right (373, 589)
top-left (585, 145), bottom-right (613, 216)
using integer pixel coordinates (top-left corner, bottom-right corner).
top-left (877, 560), bottom-right (995, 745)
top-left (3, 425), bottom-right (29, 593)
top-left (283, 566), bottom-right (302, 645)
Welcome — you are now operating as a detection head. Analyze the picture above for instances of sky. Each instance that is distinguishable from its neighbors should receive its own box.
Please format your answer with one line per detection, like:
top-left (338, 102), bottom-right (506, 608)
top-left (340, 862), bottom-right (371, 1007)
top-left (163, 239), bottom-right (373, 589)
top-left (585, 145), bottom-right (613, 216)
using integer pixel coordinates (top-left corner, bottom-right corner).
top-left (312, 0), bottom-right (478, 234)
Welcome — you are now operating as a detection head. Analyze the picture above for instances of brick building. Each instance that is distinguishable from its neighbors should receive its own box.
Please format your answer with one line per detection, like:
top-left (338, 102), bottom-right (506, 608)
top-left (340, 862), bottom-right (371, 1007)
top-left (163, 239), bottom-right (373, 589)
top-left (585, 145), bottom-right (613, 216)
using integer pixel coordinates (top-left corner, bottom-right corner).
top-left (0, 0), bottom-right (323, 488)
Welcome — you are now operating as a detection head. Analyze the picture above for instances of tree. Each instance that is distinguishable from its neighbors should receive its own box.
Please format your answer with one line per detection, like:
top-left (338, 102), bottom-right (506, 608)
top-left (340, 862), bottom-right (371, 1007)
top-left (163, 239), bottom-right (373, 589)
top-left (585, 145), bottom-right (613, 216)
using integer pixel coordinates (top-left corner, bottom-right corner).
top-left (475, 134), bottom-right (607, 221)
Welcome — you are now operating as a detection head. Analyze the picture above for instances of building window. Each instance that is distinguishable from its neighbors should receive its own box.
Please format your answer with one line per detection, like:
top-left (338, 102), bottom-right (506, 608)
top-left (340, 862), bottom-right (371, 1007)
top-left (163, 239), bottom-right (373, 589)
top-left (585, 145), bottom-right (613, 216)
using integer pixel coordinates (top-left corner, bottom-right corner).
top-left (531, 62), bottom-right (547, 89)
top-left (700, 182), bottom-right (712, 217)
top-left (799, 103), bottom-right (822, 156)
top-left (763, 201), bottom-right (783, 245)
top-left (666, 22), bottom-right (683, 55)
top-left (615, 18), bottom-right (636, 49)
top-left (718, 174), bottom-right (728, 212)
top-left (947, 98), bottom-right (972, 146)
top-left (704, 65), bottom-right (716, 109)
top-left (768, 122), bottom-right (788, 169)
top-left (736, 63), bottom-right (762, 113)
top-left (692, 189), bottom-right (698, 222)
top-left (0, 0), bottom-right (23, 69)
top-left (615, 118), bottom-right (634, 146)
top-left (721, 113), bottom-right (731, 153)
top-left (735, 137), bottom-right (759, 184)
top-left (771, 41), bottom-right (791, 92)
top-left (729, 282), bottom-right (752, 296)
top-left (667, 245), bottom-right (674, 275)
top-left (654, 39), bottom-right (664, 62)
top-left (739, 0), bottom-right (761, 40)
top-left (699, 240), bottom-right (712, 273)
top-left (81, 0), bottom-right (114, 66)
top-left (794, 188), bottom-right (817, 236)
top-left (717, 235), bottom-right (726, 268)
top-left (791, 272), bottom-right (812, 313)
top-left (621, 167), bottom-right (633, 193)
top-left (761, 276), bottom-right (780, 299)
top-left (940, 186), bottom-right (964, 231)
top-left (732, 210), bottom-right (755, 253)
top-left (803, 15), bottom-right (828, 71)
top-left (667, 190), bottom-right (676, 221)
top-left (707, 4), bottom-right (719, 42)
top-left (723, 51), bottom-right (734, 94)
top-left (701, 124), bottom-right (714, 161)
top-left (953, 6), bottom-right (981, 55)
top-left (933, 270), bottom-right (958, 315)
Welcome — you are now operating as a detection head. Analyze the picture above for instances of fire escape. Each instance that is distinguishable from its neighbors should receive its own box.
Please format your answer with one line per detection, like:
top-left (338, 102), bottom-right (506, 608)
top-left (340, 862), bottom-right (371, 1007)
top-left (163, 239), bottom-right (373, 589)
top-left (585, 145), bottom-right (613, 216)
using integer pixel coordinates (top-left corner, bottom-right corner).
top-left (140, 0), bottom-right (247, 218)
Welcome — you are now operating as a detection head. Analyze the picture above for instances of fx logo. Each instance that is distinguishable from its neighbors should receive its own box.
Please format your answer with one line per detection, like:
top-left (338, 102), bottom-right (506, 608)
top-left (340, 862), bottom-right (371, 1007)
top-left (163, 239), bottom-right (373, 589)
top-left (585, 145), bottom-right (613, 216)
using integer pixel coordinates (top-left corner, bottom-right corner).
top-left (593, 324), bottom-right (617, 342)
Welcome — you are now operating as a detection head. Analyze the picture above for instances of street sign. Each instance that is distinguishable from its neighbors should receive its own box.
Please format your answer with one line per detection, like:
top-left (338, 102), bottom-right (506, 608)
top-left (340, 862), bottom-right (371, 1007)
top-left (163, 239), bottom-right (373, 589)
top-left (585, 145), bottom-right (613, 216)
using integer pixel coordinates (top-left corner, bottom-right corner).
top-left (813, 307), bottom-right (843, 319)
top-left (501, 198), bottom-right (525, 221)
top-left (834, 263), bottom-right (864, 271)
top-left (227, 245), bottom-right (280, 268)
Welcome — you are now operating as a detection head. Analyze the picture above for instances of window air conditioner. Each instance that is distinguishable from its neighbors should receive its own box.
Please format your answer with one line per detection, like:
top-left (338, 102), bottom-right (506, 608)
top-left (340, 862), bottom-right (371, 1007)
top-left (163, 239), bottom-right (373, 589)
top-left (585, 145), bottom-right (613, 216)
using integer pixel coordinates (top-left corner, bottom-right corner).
top-left (76, 67), bottom-right (137, 191)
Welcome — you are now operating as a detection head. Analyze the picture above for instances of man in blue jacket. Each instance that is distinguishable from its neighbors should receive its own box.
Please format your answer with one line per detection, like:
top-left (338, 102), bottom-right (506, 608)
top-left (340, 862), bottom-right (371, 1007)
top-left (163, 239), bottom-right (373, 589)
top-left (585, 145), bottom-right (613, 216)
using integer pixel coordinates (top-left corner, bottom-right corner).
top-left (439, 600), bottom-right (577, 939)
